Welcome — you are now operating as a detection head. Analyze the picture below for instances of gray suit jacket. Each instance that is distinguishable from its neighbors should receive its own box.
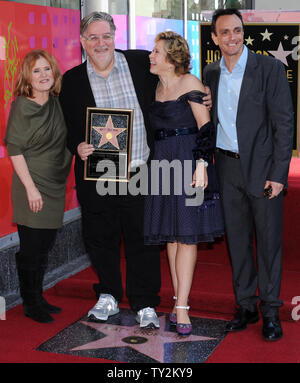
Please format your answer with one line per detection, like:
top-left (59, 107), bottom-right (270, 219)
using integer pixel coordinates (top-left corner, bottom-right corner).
top-left (203, 49), bottom-right (294, 197)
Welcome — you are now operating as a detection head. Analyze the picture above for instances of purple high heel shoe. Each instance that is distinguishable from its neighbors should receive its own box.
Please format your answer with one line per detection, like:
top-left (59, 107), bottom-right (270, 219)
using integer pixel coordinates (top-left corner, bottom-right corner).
top-left (176, 305), bottom-right (192, 336)
top-left (169, 312), bottom-right (177, 325)
top-left (169, 296), bottom-right (177, 325)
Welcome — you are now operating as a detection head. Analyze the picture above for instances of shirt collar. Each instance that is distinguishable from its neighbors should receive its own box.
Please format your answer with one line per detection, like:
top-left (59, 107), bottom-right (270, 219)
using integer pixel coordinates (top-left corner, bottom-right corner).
top-left (86, 51), bottom-right (120, 77)
top-left (220, 44), bottom-right (248, 73)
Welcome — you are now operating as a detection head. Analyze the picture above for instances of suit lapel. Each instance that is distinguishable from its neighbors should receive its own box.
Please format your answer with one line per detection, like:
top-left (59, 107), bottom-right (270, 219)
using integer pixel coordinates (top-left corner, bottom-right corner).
top-left (80, 62), bottom-right (96, 107)
top-left (236, 51), bottom-right (258, 124)
top-left (209, 51), bottom-right (258, 139)
top-left (208, 61), bottom-right (221, 129)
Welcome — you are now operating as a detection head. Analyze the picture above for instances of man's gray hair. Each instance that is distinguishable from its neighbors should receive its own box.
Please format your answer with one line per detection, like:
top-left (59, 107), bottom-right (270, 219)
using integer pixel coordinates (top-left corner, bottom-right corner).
top-left (80, 11), bottom-right (116, 36)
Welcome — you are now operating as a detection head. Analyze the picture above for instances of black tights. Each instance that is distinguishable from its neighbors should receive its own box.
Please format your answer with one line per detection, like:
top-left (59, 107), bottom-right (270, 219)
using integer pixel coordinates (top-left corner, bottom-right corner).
top-left (17, 224), bottom-right (57, 268)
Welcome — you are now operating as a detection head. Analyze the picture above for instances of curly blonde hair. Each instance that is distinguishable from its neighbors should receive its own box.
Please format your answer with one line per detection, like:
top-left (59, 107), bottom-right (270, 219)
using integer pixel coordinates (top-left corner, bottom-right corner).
top-left (14, 49), bottom-right (62, 98)
top-left (155, 31), bottom-right (191, 75)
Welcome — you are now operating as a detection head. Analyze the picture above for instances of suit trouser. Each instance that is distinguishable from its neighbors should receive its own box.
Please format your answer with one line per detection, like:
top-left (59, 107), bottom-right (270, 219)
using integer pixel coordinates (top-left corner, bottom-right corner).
top-left (215, 151), bottom-right (283, 317)
top-left (81, 193), bottom-right (161, 312)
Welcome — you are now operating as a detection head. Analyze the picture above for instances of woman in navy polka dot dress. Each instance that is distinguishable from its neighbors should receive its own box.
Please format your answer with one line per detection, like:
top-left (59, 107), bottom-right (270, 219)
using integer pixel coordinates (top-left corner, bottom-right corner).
top-left (144, 32), bottom-right (224, 335)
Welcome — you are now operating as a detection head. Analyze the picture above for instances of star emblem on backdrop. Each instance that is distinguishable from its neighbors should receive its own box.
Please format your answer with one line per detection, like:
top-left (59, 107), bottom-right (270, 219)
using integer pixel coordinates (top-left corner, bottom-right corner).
top-left (245, 36), bottom-right (254, 46)
top-left (268, 41), bottom-right (293, 66)
top-left (71, 315), bottom-right (215, 363)
top-left (92, 115), bottom-right (126, 149)
top-left (260, 28), bottom-right (273, 41)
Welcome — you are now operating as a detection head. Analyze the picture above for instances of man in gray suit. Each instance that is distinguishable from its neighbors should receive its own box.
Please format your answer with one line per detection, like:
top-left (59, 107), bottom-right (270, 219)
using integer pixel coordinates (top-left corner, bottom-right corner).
top-left (203, 8), bottom-right (294, 341)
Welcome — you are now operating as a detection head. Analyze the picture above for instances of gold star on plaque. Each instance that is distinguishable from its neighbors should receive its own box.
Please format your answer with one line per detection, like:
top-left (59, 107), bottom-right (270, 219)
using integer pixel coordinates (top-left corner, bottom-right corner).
top-left (92, 116), bottom-right (126, 150)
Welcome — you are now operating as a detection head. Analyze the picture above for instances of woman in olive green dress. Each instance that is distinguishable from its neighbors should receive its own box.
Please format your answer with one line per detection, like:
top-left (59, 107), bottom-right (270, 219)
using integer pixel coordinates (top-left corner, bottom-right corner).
top-left (5, 50), bottom-right (72, 323)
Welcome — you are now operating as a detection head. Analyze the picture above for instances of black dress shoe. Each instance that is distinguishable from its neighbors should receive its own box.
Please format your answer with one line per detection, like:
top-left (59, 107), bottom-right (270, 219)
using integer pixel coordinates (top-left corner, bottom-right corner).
top-left (225, 307), bottom-right (259, 332)
top-left (262, 316), bottom-right (283, 341)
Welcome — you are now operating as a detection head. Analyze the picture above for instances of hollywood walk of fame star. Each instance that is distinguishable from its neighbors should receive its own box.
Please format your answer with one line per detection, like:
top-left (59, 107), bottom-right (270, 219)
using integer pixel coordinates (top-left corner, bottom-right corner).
top-left (71, 315), bottom-right (216, 363)
top-left (93, 115), bottom-right (126, 150)
top-left (260, 28), bottom-right (273, 41)
top-left (245, 36), bottom-right (254, 46)
top-left (268, 41), bottom-right (293, 66)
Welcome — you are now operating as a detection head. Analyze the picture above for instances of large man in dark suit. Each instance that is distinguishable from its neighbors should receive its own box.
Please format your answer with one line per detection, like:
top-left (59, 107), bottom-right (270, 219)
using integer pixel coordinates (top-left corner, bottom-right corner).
top-left (59, 12), bottom-right (161, 328)
top-left (203, 8), bottom-right (294, 341)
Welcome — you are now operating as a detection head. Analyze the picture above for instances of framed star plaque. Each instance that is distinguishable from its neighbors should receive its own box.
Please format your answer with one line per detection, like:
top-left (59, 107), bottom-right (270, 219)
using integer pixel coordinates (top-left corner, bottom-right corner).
top-left (84, 107), bottom-right (133, 181)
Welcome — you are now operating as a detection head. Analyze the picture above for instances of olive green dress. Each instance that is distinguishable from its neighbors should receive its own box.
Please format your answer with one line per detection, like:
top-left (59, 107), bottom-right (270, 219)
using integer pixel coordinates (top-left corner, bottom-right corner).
top-left (5, 95), bottom-right (72, 229)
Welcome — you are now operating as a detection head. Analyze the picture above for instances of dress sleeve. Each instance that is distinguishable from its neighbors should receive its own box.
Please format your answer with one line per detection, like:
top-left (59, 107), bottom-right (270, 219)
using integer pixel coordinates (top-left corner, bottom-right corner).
top-left (4, 99), bottom-right (28, 156)
top-left (192, 121), bottom-right (215, 163)
top-left (178, 91), bottom-right (214, 163)
top-left (178, 90), bottom-right (207, 104)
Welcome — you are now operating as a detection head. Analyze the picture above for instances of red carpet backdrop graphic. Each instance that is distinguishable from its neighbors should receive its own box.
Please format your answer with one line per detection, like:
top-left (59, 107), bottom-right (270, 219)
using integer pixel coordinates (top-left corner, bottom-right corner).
top-left (0, 0), bottom-right (81, 237)
top-left (200, 22), bottom-right (300, 155)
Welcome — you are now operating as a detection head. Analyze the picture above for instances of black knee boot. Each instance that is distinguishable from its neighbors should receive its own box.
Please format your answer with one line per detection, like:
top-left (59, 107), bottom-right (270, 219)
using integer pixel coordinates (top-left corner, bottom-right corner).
top-left (39, 254), bottom-right (62, 314)
top-left (15, 252), bottom-right (53, 323)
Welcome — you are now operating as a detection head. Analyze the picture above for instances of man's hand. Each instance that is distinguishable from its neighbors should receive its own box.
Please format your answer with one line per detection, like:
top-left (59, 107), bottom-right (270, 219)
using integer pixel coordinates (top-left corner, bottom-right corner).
top-left (264, 180), bottom-right (284, 199)
top-left (202, 86), bottom-right (212, 110)
top-left (77, 142), bottom-right (95, 161)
